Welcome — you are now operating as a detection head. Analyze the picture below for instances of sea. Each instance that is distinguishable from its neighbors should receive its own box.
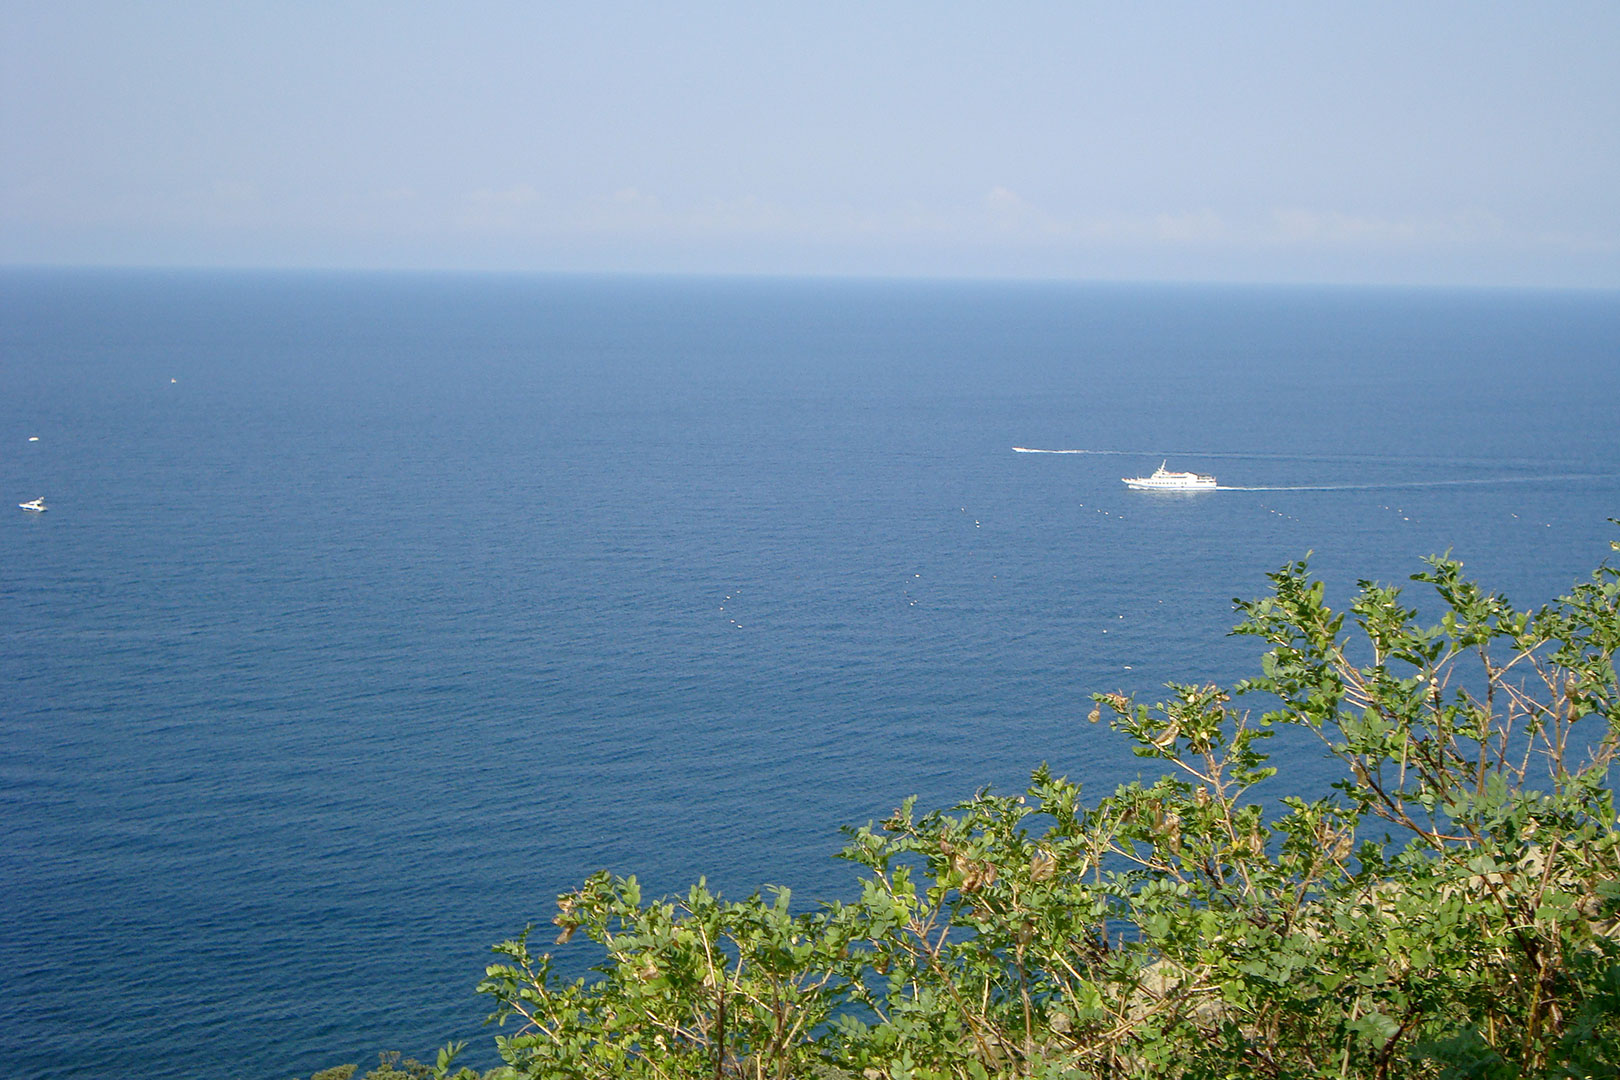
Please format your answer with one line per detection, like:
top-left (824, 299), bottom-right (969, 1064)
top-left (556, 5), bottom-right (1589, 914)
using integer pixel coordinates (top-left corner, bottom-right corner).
top-left (2, 269), bottom-right (1617, 1079)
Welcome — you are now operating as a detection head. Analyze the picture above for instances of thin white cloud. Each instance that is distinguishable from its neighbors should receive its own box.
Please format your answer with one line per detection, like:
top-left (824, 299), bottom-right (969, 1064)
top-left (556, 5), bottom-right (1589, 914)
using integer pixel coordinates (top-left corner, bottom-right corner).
top-left (981, 187), bottom-right (1077, 240)
top-left (1266, 208), bottom-right (1506, 248)
top-left (985, 186), bottom-right (1024, 213)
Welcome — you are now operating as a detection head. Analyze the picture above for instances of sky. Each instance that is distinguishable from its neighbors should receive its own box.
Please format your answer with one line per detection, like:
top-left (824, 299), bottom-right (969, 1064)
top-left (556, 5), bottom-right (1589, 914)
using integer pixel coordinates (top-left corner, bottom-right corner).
top-left (3, 2), bottom-right (1618, 286)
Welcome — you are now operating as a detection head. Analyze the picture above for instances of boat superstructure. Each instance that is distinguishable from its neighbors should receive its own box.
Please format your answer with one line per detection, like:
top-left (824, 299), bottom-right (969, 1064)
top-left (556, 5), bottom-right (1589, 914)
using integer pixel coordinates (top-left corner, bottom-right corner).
top-left (1121, 462), bottom-right (1216, 491)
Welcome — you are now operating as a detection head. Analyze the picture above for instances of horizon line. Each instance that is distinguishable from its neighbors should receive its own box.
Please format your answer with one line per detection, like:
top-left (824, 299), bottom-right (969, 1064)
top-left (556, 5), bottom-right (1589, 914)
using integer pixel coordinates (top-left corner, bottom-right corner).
top-left (4, 261), bottom-right (1618, 295)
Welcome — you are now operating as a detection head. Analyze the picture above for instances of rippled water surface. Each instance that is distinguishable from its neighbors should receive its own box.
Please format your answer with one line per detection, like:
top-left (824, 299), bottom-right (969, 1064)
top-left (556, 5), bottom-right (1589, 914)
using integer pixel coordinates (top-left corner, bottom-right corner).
top-left (2, 271), bottom-right (1617, 1078)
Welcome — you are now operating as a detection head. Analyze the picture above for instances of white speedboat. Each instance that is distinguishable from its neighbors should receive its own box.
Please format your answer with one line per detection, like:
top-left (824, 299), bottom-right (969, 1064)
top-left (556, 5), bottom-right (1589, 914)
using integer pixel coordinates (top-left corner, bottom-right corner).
top-left (1122, 462), bottom-right (1216, 491)
top-left (19, 497), bottom-right (47, 512)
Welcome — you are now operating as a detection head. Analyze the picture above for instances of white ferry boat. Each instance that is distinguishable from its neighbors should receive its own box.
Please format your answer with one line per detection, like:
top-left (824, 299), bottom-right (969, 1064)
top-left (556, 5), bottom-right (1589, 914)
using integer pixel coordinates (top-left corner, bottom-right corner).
top-left (1122, 462), bottom-right (1216, 491)
top-left (19, 497), bottom-right (47, 512)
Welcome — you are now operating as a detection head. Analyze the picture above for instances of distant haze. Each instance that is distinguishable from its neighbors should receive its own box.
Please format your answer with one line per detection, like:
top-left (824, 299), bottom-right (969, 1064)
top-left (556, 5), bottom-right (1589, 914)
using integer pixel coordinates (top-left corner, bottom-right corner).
top-left (3, 1), bottom-right (1617, 286)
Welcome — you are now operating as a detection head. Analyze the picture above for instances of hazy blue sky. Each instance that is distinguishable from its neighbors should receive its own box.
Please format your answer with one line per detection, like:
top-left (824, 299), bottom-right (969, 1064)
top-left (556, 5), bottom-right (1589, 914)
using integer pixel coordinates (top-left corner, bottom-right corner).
top-left (3, 2), bottom-right (1617, 285)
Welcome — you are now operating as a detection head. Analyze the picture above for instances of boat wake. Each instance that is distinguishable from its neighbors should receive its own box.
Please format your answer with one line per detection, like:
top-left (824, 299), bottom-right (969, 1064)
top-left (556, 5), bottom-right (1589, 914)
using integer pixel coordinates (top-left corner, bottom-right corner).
top-left (1013, 449), bottom-right (1620, 491)
top-left (1218, 474), bottom-right (1618, 492)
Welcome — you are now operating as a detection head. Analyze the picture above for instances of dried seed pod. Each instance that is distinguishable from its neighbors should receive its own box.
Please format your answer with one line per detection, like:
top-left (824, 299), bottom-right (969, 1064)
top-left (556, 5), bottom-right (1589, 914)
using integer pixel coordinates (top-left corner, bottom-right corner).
top-left (961, 861), bottom-right (998, 892)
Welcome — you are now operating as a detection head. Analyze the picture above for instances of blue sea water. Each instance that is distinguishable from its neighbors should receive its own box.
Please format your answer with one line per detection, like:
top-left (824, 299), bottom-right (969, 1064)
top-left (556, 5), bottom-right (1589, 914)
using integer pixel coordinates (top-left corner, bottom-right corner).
top-left (1, 270), bottom-right (1617, 1079)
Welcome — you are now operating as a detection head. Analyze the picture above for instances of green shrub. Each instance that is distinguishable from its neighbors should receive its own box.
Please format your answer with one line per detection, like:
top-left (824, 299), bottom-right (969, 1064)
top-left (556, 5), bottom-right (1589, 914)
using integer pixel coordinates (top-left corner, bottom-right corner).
top-left (297, 1047), bottom-right (485, 1080)
top-left (480, 540), bottom-right (1620, 1079)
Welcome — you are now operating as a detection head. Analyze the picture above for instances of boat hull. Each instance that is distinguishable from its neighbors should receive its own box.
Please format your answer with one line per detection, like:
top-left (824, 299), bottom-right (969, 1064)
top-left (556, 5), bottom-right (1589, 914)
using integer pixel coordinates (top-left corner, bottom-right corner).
top-left (1122, 480), bottom-right (1216, 491)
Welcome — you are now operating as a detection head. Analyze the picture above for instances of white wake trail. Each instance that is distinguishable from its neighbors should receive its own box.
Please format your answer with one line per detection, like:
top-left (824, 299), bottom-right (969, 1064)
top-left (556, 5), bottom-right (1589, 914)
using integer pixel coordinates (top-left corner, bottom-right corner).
top-left (1218, 474), bottom-right (1618, 492)
top-left (1013, 447), bottom-right (1620, 490)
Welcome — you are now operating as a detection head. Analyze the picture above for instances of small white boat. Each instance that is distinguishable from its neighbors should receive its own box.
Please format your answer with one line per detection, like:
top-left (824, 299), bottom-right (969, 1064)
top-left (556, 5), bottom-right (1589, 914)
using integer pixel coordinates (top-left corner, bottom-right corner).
top-left (19, 497), bottom-right (47, 512)
top-left (1122, 462), bottom-right (1217, 491)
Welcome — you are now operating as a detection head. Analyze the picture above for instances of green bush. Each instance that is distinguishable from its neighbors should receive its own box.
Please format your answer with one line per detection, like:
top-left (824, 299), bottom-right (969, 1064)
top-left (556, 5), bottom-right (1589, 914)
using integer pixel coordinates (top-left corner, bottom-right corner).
top-left (479, 541), bottom-right (1620, 1079)
top-left (296, 1048), bottom-right (486, 1080)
